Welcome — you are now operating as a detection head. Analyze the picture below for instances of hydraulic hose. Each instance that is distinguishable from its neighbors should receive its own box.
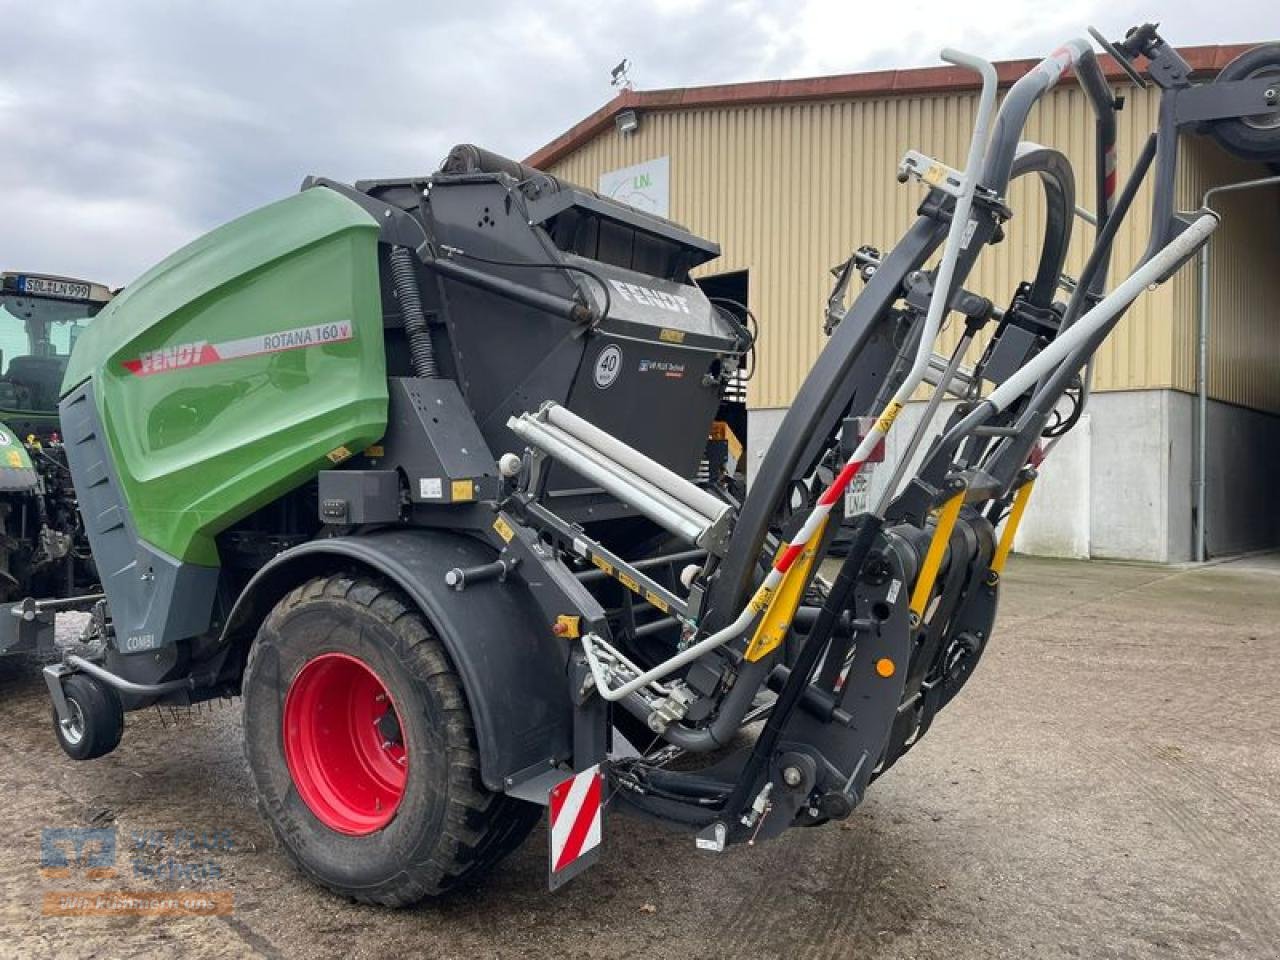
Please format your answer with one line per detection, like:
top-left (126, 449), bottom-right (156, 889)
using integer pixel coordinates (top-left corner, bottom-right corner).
top-left (389, 246), bottom-right (440, 379)
top-left (623, 656), bottom-right (772, 752)
top-left (935, 213), bottom-right (1219, 454)
top-left (980, 134), bottom-right (1159, 485)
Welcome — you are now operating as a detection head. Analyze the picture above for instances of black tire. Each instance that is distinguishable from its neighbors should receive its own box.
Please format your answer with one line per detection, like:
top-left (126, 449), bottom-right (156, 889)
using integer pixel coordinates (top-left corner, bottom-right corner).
top-left (1208, 45), bottom-right (1280, 163)
top-left (52, 674), bottom-right (124, 761)
top-left (242, 573), bottom-right (540, 906)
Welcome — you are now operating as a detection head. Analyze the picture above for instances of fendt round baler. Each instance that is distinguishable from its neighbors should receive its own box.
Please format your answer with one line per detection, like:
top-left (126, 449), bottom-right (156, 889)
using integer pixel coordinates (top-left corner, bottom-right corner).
top-left (41, 25), bottom-right (1280, 903)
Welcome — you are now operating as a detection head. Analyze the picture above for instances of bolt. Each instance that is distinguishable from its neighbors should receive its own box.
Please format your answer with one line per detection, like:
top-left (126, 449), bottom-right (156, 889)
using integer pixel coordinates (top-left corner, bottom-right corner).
top-left (1266, 88), bottom-right (1278, 104)
top-left (782, 766), bottom-right (803, 788)
top-left (375, 693), bottom-right (386, 703)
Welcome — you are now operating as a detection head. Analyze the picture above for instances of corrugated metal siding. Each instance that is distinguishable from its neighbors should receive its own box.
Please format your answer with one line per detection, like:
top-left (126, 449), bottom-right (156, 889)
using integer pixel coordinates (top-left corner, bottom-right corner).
top-left (1171, 137), bottom-right (1280, 413)
top-left (547, 85), bottom-right (1200, 410)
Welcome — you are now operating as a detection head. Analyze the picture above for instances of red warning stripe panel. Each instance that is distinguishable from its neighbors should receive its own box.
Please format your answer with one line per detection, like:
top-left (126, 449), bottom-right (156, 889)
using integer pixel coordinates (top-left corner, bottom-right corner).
top-left (549, 765), bottom-right (602, 875)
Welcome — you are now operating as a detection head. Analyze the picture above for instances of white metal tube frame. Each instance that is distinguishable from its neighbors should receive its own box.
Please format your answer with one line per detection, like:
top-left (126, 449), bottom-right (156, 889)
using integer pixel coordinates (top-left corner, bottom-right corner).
top-left (509, 414), bottom-right (712, 544)
top-left (546, 402), bottom-right (730, 522)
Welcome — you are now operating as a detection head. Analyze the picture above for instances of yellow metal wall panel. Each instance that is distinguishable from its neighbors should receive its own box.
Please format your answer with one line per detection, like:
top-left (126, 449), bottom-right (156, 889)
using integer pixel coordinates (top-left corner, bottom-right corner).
top-left (547, 84), bottom-right (1212, 411)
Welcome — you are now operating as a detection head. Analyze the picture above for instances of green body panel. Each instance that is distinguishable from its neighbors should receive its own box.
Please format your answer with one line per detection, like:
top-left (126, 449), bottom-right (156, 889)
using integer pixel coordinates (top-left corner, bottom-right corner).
top-left (63, 188), bottom-right (388, 565)
top-left (0, 421), bottom-right (35, 477)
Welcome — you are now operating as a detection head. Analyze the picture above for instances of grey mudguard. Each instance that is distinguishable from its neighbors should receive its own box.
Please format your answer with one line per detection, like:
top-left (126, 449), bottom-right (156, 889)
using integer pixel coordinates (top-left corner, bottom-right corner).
top-left (224, 529), bottom-right (574, 792)
top-left (60, 380), bottom-right (219, 652)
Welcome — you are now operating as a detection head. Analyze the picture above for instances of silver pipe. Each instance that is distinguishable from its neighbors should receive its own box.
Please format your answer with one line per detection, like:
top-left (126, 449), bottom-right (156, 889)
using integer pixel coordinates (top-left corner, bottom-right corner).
top-left (545, 403), bottom-right (729, 522)
top-left (922, 351), bottom-right (974, 397)
top-left (534, 418), bottom-right (715, 535)
top-left (66, 655), bottom-right (197, 696)
top-left (875, 332), bottom-right (974, 513)
top-left (1074, 205), bottom-right (1098, 226)
top-left (1196, 235), bottom-right (1210, 563)
top-left (1195, 176), bottom-right (1280, 563)
top-left (509, 416), bottom-right (709, 544)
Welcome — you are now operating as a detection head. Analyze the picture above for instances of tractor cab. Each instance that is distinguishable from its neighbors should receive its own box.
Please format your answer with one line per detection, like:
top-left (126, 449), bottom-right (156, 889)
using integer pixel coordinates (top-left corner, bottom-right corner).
top-left (0, 272), bottom-right (113, 439)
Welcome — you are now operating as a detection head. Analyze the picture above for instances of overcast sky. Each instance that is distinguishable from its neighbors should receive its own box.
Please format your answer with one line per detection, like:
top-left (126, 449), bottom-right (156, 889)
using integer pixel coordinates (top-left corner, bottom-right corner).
top-left (1, 1), bottom-right (1273, 287)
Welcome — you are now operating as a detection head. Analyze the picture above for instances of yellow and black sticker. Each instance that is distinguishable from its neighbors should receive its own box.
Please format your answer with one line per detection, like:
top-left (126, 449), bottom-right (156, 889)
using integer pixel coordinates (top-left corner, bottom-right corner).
top-left (658, 328), bottom-right (686, 344)
top-left (618, 572), bottom-right (640, 594)
top-left (364, 444), bottom-right (385, 458)
top-left (492, 515), bottom-right (515, 543)
top-left (451, 479), bottom-right (475, 502)
top-left (591, 555), bottom-right (614, 576)
top-left (644, 591), bottom-right (671, 614)
top-left (748, 584), bottom-right (775, 614)
top-left (326, 445), bottom-right (352, 464)
top-left (874, 401), bottom-right (903, 434)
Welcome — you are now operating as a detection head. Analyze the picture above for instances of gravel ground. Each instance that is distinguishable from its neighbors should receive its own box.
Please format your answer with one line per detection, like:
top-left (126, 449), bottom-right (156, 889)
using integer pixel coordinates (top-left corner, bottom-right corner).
top-left (0, 554), bottom-right (1276, 960)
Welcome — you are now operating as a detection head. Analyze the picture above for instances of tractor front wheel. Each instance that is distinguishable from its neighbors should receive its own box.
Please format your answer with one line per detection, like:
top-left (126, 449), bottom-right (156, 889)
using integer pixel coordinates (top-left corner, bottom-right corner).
top-left (242, 574), bottom-right (539, 906)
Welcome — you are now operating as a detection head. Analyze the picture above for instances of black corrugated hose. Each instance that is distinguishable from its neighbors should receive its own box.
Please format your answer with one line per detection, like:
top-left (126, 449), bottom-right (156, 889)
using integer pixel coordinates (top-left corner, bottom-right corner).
top-left (389, 246), bottom-right (439, 379)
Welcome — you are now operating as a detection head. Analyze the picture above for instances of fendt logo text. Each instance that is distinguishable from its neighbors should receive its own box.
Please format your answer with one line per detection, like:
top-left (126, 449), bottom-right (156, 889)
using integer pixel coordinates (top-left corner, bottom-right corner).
top-left (608, 279), bottom-right (691, 315)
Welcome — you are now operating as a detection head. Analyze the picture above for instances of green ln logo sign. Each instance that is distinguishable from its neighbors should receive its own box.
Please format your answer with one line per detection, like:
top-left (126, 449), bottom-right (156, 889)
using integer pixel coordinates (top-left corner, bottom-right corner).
top-left (599, 157), bottom-right (670, 217)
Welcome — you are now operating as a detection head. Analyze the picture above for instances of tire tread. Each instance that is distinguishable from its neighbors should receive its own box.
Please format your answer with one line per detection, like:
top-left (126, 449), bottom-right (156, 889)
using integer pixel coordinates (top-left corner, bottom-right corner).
top-left (244, 573), bottom-right (538, 906)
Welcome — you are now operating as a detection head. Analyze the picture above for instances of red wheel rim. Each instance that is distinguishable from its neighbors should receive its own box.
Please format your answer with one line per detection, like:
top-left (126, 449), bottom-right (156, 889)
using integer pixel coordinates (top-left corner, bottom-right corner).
top-left (283, 652), bottom-right (408, 835)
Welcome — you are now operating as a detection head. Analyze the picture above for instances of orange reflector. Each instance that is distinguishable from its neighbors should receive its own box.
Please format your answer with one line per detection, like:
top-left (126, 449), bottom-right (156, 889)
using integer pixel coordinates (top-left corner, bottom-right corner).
top-left (875, 657), bottom-right (896, 678)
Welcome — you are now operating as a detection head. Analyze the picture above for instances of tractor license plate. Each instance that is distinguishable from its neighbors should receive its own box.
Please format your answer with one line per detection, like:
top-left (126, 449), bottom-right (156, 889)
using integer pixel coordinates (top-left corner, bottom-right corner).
top-left (17, 276), bottom-right (91, 300)
top-left (844, 463), bottom-right (876, 518)
top-left (547, 765), bottom-right (603, 890)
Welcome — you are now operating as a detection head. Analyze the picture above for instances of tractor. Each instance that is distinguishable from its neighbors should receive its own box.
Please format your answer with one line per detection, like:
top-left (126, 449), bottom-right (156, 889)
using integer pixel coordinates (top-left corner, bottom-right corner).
top-left (0, 272), bottom-right (108, 657)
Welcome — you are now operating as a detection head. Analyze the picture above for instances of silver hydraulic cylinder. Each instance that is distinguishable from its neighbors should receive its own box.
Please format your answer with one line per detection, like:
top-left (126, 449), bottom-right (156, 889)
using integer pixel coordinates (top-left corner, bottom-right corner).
top-left (545, 403), bottom-right (731, 523)
top-left (508, 405), bottom-right (731, 549)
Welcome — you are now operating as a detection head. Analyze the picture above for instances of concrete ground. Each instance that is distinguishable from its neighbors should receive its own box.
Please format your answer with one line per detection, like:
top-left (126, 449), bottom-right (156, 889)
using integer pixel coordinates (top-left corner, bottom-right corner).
top-left (0, 555), bottom-right (1277, 960)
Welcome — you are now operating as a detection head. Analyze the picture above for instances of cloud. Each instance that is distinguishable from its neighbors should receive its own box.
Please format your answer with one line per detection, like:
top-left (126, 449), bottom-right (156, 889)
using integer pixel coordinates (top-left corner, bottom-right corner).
top-left (0, 0), bottom-right (1273, 286)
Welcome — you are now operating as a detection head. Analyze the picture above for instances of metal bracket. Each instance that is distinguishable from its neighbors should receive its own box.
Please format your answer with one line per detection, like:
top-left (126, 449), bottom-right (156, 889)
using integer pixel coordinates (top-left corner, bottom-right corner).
top-left (1173, 76), bottom-right (1280, 126)
top-left (43, 663), bottom-right (72, 724)
top-left (523, 500), bottom-right (694, 623)
top-left (898, 150), bottom-right (965, 195)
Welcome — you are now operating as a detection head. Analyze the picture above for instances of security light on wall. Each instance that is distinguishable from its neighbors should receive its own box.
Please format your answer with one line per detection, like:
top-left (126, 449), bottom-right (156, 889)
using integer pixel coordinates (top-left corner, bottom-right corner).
top-left (616, 109), bottom-right (639, 135)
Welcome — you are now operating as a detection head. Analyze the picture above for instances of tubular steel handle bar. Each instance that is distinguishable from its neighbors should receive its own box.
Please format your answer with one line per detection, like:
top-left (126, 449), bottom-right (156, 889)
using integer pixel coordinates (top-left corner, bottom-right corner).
top-left (581, 48), bottom-right (1002, 704)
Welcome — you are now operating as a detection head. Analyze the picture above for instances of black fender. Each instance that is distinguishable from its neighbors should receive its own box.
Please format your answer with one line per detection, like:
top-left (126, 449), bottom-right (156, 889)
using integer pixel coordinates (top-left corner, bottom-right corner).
top-left (221, 529), bottom-right (573, 792)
